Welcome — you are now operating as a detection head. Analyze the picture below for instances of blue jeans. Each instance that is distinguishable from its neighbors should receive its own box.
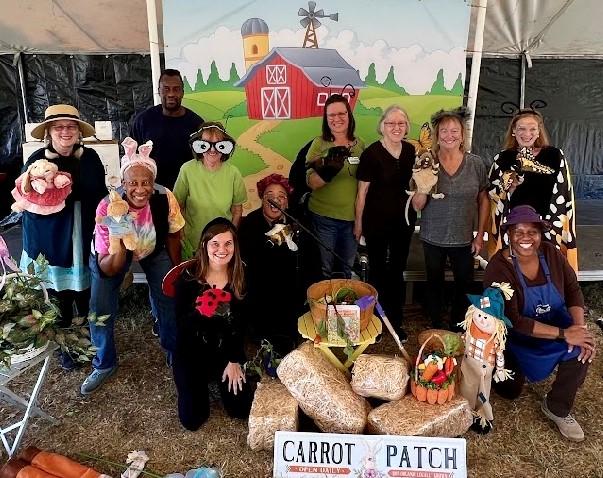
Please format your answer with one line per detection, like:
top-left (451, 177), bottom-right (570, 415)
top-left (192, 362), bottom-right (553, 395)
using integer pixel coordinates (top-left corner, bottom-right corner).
top-left (309, 211), bottom-right (357, 279)
top-left (88, 249), bottom-right (176, 370)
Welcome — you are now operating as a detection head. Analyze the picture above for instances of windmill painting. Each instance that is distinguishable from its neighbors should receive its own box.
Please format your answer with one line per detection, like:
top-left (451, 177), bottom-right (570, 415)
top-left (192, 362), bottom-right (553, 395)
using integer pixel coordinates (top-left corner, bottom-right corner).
top-left (164, 0), bottom-right (471, 210)
top-left (298, 1), bottom-right (339, 48)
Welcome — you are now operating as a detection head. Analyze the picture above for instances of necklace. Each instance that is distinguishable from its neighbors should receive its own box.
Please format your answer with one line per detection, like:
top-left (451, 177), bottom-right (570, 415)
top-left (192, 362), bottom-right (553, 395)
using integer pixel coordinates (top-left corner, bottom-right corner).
top-left (380, 139), bottom-right (401, 159)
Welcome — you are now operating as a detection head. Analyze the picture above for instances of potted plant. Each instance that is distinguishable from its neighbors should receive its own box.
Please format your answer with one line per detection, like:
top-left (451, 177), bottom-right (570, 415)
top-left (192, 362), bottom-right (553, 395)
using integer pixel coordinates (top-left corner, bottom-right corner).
top-left (0, 253), bottom-right (107, 368)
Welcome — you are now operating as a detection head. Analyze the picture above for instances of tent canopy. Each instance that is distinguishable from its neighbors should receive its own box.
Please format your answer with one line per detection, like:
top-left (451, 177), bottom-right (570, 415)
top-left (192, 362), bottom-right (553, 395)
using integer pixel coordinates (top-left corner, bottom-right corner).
top-left (1, 0), bottom-right (601, 57)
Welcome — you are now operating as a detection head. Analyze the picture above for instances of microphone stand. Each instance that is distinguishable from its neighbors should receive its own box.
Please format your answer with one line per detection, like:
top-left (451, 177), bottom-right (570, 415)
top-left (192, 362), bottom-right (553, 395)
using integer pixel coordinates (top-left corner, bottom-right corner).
top-left (267, 198), bottom-right (354, 275)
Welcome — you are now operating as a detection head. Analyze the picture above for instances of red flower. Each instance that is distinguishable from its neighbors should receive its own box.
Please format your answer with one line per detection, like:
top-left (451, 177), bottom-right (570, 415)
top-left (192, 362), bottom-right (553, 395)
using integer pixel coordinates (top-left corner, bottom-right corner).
top-left (195, 288), bottom-right (232, 317)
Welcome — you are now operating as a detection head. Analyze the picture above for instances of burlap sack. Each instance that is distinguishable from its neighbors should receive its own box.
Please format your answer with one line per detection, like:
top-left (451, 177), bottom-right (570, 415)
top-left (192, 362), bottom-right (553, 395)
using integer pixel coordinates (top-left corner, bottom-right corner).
top-left (367, 395), bottom-right (472, 437)
top-left (351, 354), bottom-right (409, 401)
top-left (277, 341), bottom-right (370, 434)
top-left (247, 379), bottom-right (298, 451)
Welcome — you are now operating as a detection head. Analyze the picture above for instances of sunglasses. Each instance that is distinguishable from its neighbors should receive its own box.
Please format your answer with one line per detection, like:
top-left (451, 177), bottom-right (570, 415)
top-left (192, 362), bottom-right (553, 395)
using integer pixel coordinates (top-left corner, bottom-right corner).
top-left (191, 140), bottom-right (235, 155)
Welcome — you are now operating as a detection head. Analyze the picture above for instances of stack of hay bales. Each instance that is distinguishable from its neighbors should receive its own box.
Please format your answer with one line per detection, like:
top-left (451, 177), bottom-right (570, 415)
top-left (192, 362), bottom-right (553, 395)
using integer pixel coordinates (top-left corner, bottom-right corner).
top-left (247, 332), bottom-right (473, 450)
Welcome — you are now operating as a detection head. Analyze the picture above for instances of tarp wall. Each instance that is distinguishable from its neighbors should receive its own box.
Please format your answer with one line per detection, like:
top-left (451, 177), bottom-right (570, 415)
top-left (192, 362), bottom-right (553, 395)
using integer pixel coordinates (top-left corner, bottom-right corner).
top-left (469, 58), bottom-right (603, 199)
top-left (0, 54), bottom-right (157, 216)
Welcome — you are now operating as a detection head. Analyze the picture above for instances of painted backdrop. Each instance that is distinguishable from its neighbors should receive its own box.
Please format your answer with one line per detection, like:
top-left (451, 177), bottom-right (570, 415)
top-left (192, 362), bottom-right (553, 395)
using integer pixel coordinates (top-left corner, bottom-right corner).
top-left (164, 0), bottom-right (471, 211)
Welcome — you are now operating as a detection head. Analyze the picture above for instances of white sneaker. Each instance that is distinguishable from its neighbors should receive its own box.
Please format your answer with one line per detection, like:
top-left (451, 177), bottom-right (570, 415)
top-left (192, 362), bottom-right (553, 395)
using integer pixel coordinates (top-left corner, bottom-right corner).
top-left (541, 395), bottom-right (584, 442)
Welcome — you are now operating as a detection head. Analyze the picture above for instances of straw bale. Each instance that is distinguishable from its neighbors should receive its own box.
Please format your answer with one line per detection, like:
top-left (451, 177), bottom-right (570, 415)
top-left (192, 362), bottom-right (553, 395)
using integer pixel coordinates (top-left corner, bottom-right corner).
top-left (247, 379), bottom-right (298, 451)
top-left (277, 341), bottom-right (370, 434)
top-left (351, 354), bottom-right (409, 401)
top-left (368, 394), bottom-right (472, 437)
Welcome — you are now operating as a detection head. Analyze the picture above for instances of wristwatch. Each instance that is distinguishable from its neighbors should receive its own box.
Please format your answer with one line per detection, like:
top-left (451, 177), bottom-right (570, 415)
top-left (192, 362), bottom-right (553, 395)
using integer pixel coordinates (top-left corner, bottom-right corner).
top-left (557, 328), bottom-right (565, 340)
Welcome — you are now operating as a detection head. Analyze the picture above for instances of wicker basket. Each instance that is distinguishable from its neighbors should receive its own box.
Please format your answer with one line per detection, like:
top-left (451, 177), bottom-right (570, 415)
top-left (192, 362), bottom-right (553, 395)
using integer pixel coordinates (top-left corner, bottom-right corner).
top-left (410, 333), bottom-right (457, 405)
top-left (307, 279), bottom-right (377, 331)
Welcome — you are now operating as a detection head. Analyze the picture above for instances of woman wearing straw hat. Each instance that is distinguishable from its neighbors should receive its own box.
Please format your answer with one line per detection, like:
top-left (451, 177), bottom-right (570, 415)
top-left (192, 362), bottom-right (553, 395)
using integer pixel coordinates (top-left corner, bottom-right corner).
top-left (484, 205), bottom-right (594, 442)
top-left (19, 104), bottom-right (107, 369)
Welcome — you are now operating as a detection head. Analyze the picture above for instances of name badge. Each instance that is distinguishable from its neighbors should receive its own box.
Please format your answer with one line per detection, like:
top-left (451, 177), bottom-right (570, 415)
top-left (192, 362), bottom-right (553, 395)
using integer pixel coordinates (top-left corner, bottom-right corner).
top-left (535, 304), bottom-right (551, 316)
top-left (347, 156), bottom-right (360, 165)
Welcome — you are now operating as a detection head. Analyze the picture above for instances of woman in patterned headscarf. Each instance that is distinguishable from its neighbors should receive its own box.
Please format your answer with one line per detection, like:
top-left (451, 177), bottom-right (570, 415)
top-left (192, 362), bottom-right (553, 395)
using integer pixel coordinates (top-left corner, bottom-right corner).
top-left (487, 109), bottom-right (578, 271)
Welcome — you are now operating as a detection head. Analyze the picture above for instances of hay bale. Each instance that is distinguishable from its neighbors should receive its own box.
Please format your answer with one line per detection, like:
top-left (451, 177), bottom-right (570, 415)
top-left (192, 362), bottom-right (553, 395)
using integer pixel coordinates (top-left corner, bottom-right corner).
top-left (247, 379), bottom-right (298, 451)
top-left (277, 341), bottom-right (370, 434)
top-left (351, 354), bottom-right (409, 401)
top-left (367, 395), bottom-right (472, 437)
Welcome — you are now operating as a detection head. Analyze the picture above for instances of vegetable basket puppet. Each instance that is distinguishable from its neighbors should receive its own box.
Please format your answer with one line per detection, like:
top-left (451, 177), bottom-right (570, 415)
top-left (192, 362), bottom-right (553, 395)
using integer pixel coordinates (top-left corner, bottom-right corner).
top-left (459, 283), bottom-right (514, 434)
top-left (411, 332), bottom-right (462, 405)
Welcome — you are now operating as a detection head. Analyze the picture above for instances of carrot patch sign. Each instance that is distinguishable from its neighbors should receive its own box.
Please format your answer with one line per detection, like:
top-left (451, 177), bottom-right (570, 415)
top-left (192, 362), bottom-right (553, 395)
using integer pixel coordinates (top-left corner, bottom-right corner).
top-left (273, 432), bottom-right (467, 477)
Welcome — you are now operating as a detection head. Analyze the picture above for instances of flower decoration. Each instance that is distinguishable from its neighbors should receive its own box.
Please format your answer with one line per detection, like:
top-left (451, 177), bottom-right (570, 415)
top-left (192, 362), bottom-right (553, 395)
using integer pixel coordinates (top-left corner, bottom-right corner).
top-left (195, 288), bottom-right (232, 318)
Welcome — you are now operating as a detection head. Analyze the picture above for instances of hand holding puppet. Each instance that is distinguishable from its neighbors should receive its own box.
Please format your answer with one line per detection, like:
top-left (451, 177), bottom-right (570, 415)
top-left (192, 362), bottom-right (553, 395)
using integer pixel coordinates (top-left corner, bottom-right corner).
top-left (11, 159), bottom-right (72, 214)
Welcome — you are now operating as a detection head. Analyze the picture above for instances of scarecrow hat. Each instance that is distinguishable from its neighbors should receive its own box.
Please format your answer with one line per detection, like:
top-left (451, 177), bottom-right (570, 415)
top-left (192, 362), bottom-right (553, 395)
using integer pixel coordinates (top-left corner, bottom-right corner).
top-left (31, 104), bottom-right (96, 140)
top-left (467, 287), bottom-right (513, 328)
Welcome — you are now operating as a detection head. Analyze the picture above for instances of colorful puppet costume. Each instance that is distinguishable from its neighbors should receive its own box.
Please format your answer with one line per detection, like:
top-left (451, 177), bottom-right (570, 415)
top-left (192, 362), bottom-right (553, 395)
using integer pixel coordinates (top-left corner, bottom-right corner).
top-left (488, 146), bottom-right (578, 271)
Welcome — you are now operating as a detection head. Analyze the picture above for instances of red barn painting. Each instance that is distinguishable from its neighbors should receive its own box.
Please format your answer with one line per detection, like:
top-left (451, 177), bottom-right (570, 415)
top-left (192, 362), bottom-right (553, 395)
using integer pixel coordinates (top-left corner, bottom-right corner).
top-left (235, 47), bottom-right (365, 120)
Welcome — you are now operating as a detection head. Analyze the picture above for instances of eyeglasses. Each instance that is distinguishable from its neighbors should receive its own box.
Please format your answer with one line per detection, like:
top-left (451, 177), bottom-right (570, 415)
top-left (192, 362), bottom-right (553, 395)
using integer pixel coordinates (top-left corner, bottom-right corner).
top-left (327, 112), bottom-right (348, 119)
top-left (265, 193), bottom-right (288, 202)
top-left (51, 124), bottom-right (79, 132)
top-left (384, 122), bottom-right (407, 129)
top-left (191, 139), bottom-right (235, 155)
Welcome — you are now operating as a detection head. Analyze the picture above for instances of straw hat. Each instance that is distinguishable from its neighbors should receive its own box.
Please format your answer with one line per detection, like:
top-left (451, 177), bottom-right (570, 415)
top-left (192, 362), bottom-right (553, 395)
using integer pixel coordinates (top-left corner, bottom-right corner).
top-left (30, 104), bottom-right (96, 140)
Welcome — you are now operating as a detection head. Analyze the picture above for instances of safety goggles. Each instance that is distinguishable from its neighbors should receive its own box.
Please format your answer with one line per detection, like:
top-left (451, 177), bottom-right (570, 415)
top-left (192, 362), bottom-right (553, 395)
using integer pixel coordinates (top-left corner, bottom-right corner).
top-left (191, 139), bottom-right (235, 155)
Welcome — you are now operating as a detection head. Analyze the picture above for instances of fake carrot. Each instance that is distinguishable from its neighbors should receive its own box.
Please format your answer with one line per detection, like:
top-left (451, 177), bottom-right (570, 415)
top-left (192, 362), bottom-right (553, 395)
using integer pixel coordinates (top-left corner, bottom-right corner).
top-left (448, 381), bottom-right (455, 399)
top-left (437, 388), bottom-right (449, 404)
top-left (410, 379), bottom-right (416, 396)
top-left (422, 362), bottom-right (439, 381)
top-left (415, 384), bottom-right (427, 402)
top-left (426, 387), bottom-right (438, 404)
top-left (444, 357), bottom-right (455, 376)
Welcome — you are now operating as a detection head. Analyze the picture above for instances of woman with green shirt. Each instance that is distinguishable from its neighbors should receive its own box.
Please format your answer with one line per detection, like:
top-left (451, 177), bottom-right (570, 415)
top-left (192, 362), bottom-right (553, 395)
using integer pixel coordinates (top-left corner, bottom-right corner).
top-left (173, 122), bottom-right (247, 259)
top-left (305, 94), bottom-right (365, 278)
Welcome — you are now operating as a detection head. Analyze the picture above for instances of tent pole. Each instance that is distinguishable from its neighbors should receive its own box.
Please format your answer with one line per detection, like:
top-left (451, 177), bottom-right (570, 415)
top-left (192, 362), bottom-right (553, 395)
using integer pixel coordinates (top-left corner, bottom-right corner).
top-left (520, 52), bottom-right (526, 108)
top-left (16, 53), bottom-right (29, 124)
top-left (146, 0), bottom-right (161, 106)
top-left (465, 0), bottom-right (488, 151)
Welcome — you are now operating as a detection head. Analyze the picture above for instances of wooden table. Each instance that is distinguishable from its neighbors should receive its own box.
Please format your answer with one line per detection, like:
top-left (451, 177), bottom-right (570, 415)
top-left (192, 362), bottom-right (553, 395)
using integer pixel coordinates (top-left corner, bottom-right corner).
top-left (298, 312), bottom-right (382, 373)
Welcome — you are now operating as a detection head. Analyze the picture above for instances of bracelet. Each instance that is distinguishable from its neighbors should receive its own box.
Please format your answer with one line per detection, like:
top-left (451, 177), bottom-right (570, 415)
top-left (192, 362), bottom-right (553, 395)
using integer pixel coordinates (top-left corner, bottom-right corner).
top-left (557, 328), bottom-right (565, 340)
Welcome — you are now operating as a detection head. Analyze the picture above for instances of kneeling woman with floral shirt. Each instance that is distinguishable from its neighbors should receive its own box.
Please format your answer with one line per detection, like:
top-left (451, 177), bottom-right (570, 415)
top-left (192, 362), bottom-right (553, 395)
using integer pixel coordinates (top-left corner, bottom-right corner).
top-left (171, 217), bottom-right (252, 430)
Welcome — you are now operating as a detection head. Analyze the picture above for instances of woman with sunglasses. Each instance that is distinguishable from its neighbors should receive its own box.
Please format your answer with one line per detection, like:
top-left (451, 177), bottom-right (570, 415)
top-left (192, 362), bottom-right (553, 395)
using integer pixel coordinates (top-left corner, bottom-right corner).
top-left (305, 94), bottom-right (365, 278)
top-left (173, 121), bottom-right (247, 259)
top-left (487, 109), bottom-right (578, 271)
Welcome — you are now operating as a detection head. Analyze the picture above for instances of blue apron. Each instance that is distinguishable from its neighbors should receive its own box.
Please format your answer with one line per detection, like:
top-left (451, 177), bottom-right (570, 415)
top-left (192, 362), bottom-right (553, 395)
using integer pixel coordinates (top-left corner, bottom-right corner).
top-left (508, 253), bottom-right (580, 382)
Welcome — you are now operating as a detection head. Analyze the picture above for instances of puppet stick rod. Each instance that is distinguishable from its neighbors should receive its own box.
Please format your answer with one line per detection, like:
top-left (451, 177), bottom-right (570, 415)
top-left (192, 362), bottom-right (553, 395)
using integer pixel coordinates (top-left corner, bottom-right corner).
top-left (375, 301), bottom-right (412, 364)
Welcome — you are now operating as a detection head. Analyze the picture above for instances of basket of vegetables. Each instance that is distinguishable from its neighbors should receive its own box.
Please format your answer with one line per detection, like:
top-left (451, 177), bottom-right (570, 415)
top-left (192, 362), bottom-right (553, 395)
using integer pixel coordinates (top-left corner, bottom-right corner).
top-left (410, 333), bottom-right (461, 404)
top-left (307, 279), bottom-right (377, 331)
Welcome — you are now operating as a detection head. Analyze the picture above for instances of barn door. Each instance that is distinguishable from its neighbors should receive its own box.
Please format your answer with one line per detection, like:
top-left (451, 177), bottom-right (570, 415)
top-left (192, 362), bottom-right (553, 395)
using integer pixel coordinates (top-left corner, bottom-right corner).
top-left (261, 87), bottom-right (291, 119)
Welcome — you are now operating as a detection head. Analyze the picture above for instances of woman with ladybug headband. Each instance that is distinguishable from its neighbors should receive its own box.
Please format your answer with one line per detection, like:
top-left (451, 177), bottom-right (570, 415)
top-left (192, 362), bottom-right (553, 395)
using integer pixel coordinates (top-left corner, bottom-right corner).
top-left (167, 217), bottom-right (252, 430)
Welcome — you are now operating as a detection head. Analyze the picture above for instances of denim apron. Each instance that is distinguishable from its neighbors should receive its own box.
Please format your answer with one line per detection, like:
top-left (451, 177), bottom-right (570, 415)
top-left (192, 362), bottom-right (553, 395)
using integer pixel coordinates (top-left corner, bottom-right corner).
top-left (508, 253), bottom-right (580, 382)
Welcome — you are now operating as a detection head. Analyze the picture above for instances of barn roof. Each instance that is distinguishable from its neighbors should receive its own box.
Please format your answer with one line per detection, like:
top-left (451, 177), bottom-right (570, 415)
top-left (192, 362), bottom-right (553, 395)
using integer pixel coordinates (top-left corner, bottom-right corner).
top-left (234, 47), bottom-right (365, 88)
